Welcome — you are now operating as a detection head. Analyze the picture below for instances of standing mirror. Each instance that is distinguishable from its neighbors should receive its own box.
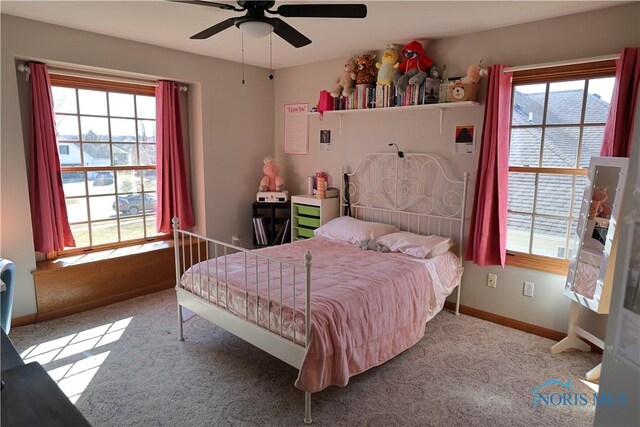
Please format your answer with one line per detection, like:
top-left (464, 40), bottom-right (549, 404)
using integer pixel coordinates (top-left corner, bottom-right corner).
top-left (564, 156), bottom-right (629, 313)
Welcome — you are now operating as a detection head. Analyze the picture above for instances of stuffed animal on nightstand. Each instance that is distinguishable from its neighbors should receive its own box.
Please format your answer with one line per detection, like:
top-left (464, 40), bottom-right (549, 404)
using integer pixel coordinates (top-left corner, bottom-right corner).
top-left (392, 40), bottom-right (433, 92)
top-left (330, 58), bottom-right (357, 98)
top-left (259, 158), bottom-right (285, 192)
top-left (376, 45), bottom-right (399, 86)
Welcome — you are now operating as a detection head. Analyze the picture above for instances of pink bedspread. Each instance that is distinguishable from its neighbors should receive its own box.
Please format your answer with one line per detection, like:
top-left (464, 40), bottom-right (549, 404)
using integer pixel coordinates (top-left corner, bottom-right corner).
top-left (180, 237), bottom-right (462, 392)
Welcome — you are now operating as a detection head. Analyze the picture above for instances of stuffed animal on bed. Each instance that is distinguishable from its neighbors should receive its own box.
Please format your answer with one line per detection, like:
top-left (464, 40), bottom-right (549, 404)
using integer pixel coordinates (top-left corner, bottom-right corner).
top-left (357, 239), bottom-right (390, 252)
top-left (330, 58), bottom-right (357, 98)
top-left (393, 40), bottom-right (433, 92)
top-left (259, 158), bottom-right (285, 192)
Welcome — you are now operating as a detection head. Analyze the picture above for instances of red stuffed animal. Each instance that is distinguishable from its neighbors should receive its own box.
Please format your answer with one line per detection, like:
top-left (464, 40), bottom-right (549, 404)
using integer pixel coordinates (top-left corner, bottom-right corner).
top-left (393, 40), bottom-right (433, 92)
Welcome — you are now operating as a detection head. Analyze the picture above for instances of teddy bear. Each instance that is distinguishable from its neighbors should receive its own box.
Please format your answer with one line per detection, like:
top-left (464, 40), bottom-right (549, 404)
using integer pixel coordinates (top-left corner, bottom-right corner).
top-left (458, 61), bottom-right (488, 85)
top-left (375, 45), bottom-right (399, 86)
top-left (330, 58), bottom-right (357, 98)
top-left (392, 40), bottom-right (433, 92)
top-left (355, 53), bottom-right (377, 85)
top-left (259, 158), bottom-right (285, 192)
top-left (448, 62), bottom-right (486, 101)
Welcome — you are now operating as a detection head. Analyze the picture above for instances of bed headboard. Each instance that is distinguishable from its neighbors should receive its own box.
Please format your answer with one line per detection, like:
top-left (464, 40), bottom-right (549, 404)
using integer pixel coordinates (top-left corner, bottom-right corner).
top-left (340, 152), bottom-right (469, 259)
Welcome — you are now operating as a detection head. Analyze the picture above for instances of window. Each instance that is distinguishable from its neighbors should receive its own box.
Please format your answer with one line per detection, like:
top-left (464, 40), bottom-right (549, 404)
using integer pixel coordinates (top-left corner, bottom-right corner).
top-left (506, 61), bottom-right (616, 273)
top-left (51, 75), bottom-right (163, 253)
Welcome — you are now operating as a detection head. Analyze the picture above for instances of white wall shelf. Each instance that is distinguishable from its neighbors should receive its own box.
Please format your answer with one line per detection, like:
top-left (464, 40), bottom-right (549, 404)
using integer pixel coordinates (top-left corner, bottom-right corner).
top-left (308, 101), bottom-right (479, 116)
top-left (308, 101), bottom-right (481, 134)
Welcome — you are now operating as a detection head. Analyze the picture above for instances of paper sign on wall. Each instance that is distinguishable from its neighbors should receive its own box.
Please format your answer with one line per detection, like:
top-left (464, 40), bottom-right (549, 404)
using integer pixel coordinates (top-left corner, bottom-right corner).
top-left (284, 103), bottom-right (309, 155)
top-left (454, 124), bottom-right (475, 154)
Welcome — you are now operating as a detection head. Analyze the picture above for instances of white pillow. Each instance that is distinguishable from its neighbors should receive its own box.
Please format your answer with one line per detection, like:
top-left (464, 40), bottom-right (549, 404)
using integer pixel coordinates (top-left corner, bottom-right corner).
top-left (376, 231), bottom-right (454, 259)
top-left (313, 216), bottom-right (398, 244)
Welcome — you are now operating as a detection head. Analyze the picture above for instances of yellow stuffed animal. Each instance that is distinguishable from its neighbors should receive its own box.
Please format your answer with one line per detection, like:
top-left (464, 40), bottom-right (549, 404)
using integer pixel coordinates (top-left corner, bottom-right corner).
top-left (375, 45), bottom-right (399, 86)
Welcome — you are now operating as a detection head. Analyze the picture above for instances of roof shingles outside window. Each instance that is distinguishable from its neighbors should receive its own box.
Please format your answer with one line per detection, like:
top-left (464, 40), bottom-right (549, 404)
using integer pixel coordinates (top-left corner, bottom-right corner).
top-left (507, 87), bottom-right (610, 258)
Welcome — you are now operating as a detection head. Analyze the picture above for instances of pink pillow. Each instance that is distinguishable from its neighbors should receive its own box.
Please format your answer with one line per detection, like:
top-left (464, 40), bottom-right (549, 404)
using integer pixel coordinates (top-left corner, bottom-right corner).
top-left (314, 216), bottom-right (398, 244)
top-left (376, 231), bottom-right (453, 258)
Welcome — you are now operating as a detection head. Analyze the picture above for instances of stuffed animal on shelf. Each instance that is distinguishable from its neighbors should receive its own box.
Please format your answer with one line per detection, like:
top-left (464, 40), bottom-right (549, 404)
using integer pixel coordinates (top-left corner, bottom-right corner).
top-left (330, 58), bottom-right (357, 98)
top-left (393, 40), bottom-right (433, 92)
top-left (458, 61), bottom-right (488, 85)
top-left (376, 45), bottom-right (399, 86)
top-left (448, 61), bottom-right (486, 102)
top-left (259, 158), bottom-right (285, 192)
top-left (356, 53), bottom-right (377, 85)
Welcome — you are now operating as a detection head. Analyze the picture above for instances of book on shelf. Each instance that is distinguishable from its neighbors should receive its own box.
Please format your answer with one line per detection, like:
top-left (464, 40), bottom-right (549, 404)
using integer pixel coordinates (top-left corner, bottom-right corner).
top-left (272, 219), bottom-right (290, 246)
top-left (253, 217), bottom-right (268, 246)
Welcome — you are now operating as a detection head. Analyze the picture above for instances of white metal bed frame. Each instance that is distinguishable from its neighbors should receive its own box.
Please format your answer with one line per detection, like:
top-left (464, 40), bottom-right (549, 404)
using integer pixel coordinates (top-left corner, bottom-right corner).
top-left (173, 152), bottom-right (468, 424)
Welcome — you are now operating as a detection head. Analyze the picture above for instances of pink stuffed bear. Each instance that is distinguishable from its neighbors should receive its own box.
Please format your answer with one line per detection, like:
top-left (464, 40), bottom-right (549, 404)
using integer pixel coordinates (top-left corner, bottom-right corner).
top-left (259, 158), bottom-right (285, 192)
top-left (591, 186), bottom-right (611, 218)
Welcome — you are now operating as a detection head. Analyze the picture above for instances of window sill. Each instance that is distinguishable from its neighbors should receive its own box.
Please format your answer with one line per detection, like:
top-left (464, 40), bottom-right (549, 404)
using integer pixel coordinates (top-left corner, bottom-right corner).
top-left (34, 237), bottom-right (174, 274)
top-left (506, 252), bottom-right (569, 276)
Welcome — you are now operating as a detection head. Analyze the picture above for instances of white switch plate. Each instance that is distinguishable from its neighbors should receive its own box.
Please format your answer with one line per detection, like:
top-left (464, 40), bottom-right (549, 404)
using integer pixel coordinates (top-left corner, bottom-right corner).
top-left (487, 274), bottom-right (497, 288)
top-left (523, 281), bottom-right (535, 297)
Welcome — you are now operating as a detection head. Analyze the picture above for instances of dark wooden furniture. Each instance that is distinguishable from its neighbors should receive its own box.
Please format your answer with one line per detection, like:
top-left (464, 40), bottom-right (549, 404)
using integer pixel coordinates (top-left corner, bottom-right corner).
top-left (1, 328), bottom-right (23, 372)
top-left (1, 329), bottom-right (91, 426)
top-left (252, 201), bottom-right (291, 248)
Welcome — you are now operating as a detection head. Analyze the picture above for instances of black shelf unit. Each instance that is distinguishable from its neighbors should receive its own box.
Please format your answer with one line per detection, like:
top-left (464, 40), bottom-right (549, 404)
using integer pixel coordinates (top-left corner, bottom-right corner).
top-left (252, 201), bottom-right (291, 248)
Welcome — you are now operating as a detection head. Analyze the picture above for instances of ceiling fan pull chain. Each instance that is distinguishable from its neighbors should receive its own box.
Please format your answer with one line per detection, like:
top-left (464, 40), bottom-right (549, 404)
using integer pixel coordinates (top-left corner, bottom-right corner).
top-left (269, 31), bottom-right (274, 80)
top-left (241, 32), bottom-right (245, 85)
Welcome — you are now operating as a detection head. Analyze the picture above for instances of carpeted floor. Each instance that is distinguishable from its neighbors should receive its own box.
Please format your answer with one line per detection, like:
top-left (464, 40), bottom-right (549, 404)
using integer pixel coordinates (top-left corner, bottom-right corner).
top-left (9, 290), bottom-right (600, 426)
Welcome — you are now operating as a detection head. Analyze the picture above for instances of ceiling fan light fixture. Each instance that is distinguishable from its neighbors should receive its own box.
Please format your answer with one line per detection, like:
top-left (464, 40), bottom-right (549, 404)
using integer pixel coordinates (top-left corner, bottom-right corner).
top-left (238, 20), bottom-right (273, 38)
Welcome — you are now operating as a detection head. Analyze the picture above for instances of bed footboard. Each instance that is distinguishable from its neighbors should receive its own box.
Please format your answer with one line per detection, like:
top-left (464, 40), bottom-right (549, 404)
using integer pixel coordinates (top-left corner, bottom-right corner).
top-left (171, 218), bottom-right (315, 423)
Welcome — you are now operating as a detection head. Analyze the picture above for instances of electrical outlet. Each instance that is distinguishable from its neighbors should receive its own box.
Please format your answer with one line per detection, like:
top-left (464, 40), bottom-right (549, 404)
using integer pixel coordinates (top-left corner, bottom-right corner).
top-left (487, 273), bottom-right (497, 288)
top-left (523, 281), bottom-right (535, 297)
top-left (232, 235), bottom-right (241, 246)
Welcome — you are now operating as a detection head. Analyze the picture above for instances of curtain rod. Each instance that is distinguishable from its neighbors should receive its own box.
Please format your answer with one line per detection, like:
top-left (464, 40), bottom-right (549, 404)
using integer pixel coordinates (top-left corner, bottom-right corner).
top-left (503, 54), bottom-right (619, 73)
top-left (16, 63), bottom-right (188, 92)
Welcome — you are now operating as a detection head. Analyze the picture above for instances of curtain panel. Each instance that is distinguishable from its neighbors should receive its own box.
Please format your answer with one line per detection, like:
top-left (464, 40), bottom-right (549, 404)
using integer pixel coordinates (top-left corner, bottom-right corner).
top-left (465, 65), bottom-right (513, 267)
top-left (28, 62), bottom-right (75, 253)
top-left (600, 47), bottom-right (640, 158)
top-left (156, 81), bottom-right (195, 233)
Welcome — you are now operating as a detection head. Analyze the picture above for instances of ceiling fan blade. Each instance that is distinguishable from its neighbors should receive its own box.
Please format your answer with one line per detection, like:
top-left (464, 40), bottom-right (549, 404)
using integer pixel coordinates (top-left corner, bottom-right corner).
top-left (270, 18), bottom-right (311, 48)
top-left (168, 1), bottom-right (243, 11)
top-left (275, 4), bottom-right (367, 18)
top-left (190, 17), bottom-right (236, 39)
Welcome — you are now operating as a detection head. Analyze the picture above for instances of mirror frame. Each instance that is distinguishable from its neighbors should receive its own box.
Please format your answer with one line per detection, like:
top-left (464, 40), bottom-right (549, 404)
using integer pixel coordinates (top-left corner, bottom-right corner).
top-left (564, 156), bottom-right (629, 314)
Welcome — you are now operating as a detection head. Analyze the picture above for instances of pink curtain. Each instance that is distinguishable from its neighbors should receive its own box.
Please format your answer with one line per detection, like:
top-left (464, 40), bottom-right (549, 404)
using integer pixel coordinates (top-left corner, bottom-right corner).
top-left (465, 65), bottom-right (513, 267)
top-left (156, 80), bottom-right (195, 233)
top-left (28, 62), bottom-right (75, 253)
top-left (600, 47), bottom-right (640, 158)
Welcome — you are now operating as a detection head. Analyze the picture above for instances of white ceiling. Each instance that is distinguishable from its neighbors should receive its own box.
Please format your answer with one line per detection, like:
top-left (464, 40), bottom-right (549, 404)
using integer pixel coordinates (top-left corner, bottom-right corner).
top-left (1, 1), bottom-right (630, 69)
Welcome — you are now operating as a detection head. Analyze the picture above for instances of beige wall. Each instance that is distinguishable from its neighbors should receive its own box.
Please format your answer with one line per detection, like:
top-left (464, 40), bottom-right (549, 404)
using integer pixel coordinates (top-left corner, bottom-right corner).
top-left (273, 3), bottom-right (640, 333)
top-left (0, 14), bottom-right (275, 317)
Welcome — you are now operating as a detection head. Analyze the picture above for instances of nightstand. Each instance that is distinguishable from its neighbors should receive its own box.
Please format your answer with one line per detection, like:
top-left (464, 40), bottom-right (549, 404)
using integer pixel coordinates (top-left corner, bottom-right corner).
top-left (291, 195), bottom-right (339, 241)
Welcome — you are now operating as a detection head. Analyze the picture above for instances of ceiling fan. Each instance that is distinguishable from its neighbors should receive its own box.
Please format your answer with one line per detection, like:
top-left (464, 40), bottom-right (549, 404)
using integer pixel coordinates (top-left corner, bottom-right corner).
top-left (171, 1), bottom-right (367, 48)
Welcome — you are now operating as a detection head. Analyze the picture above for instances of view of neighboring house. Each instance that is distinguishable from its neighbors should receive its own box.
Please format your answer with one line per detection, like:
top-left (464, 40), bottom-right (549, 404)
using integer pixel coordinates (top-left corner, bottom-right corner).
top-left (507, 89), bottom-right (610, 258)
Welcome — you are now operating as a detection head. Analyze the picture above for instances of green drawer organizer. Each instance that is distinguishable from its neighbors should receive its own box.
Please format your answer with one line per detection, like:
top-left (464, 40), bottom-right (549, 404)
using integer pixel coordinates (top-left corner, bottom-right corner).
top-left (296, 215), bottom-right (320, 228)
top-left (295, 204), bottom-right (320, 217)
top-left (294, 226), bottom-right (315, 239)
